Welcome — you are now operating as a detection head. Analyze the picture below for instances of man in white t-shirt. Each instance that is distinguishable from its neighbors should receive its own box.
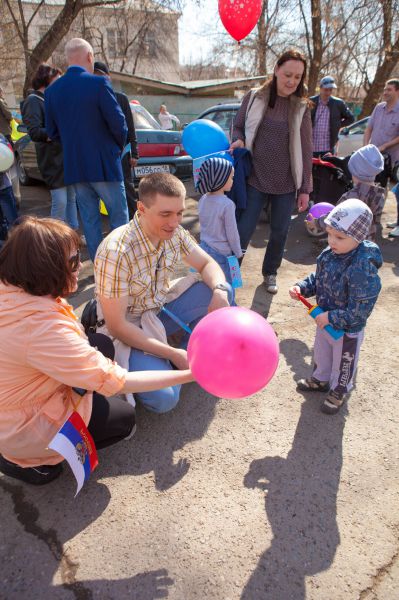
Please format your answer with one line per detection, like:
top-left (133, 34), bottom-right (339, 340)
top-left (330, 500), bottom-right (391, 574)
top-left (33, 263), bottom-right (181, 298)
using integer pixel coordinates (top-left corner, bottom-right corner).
top-left (158, 104), bottom-right (180, 130)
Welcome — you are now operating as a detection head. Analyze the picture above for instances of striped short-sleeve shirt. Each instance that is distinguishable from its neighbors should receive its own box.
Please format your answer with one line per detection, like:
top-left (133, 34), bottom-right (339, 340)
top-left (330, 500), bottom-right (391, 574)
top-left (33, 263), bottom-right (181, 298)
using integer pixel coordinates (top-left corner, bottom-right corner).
top-left (94, 213), bottom-right (196, 316)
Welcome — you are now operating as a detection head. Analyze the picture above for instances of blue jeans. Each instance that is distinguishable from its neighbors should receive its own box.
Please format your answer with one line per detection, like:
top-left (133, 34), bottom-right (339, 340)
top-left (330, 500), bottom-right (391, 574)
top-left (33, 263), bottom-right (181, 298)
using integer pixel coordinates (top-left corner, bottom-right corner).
top-left (0, 185), bottom-right (18, 225)
top-left (237, 185), bottom-right (295, 276)
top-left (74, 180), bottom-right (129, 261)
top-left (129, 281), bottom-right (233, 413)
top-left (50, 185), bottom-right (79, 230)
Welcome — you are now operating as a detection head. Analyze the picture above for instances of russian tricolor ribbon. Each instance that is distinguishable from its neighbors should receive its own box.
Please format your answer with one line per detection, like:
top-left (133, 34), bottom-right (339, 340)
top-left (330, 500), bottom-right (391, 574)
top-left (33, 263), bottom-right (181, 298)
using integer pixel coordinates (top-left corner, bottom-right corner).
top-left (48, 411), bottom-right (98, 496)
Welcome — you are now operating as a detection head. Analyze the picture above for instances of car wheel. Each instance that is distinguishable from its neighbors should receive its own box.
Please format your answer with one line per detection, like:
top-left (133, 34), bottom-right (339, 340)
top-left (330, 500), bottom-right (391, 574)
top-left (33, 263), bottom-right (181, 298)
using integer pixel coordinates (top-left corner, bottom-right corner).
top-left (15, 153), bottom-right (35, 186)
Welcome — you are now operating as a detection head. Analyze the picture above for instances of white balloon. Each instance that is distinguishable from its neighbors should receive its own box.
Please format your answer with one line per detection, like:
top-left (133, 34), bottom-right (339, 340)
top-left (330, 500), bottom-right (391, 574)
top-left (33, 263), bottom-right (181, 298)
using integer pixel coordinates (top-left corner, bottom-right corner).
top-left (0, 141), bottom-right (14, 172)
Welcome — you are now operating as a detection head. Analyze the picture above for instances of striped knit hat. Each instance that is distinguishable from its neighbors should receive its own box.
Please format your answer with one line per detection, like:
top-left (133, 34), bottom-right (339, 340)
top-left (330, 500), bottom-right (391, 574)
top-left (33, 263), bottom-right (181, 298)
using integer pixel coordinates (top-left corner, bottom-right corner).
top-left (196, 157), bottom-right (233, 195)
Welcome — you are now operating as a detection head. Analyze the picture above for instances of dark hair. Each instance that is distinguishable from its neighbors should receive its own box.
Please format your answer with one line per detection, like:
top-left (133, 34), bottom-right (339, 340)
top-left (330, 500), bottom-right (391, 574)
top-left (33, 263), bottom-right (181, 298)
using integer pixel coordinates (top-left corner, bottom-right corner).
top-left (386, 79), bottom-right (399, 91)
top-left (138, 172), bottom-right (186, 206)
top-left (31, 64), bottom-right (62, 90)
top-left (0, 217), bottom-right (80, 297)
top-left (263, 49), bottom-right (308, 109)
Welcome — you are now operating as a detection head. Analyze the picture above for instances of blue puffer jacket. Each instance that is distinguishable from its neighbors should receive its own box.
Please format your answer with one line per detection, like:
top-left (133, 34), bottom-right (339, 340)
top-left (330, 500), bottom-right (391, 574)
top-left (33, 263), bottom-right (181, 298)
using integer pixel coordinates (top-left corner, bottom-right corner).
top-left (297, 241), bottom-right (383, 333)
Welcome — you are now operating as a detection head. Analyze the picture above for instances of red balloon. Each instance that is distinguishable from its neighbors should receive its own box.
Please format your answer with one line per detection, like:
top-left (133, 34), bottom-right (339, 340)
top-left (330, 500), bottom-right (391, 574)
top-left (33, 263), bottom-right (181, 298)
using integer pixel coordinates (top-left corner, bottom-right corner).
top-left (218, 0), bottom-right (263, 42)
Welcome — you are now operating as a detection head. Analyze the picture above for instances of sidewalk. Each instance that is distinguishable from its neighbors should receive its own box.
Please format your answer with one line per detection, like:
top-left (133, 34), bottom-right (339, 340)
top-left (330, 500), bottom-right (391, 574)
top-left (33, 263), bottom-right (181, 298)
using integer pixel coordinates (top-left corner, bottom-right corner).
top-left (1, 183), bottom-right (398, 599)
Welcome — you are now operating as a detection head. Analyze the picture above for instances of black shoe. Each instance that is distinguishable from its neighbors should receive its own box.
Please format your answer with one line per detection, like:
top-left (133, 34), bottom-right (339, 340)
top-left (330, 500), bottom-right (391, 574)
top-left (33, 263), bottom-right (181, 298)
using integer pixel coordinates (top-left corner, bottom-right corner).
top-left (0, 455), bottom-right (63, 485)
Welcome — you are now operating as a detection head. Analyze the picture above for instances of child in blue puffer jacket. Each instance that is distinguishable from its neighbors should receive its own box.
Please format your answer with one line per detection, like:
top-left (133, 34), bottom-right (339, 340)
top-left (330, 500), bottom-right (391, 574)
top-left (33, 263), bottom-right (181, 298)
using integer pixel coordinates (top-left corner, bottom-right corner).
top-left (289, 198), bottom-right (382, 415)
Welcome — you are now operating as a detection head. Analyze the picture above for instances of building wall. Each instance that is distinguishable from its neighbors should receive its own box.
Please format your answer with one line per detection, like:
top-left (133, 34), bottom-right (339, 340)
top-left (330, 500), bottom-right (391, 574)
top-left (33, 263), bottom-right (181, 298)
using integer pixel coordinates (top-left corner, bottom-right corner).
top-left (112, 88), bottom-right (240, 123)
top-left (0, 0), bottom-right (180, 104)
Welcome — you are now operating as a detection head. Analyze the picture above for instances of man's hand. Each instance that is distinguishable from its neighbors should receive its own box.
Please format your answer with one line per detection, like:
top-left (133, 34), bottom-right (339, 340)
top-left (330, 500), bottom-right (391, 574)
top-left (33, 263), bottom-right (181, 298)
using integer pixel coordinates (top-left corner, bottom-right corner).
top-left (289, 285), bottom-right (301, 299)
top-left (130, 158), bottom-right (138, 168)
top-left (168, 347), bottom-right (189, 370)
top-left (315, 311), bottom-right (329, 329)
top-left (297, 193), bottom-right (309, 213)
top-left (208, 289), bottom-right (230, 313)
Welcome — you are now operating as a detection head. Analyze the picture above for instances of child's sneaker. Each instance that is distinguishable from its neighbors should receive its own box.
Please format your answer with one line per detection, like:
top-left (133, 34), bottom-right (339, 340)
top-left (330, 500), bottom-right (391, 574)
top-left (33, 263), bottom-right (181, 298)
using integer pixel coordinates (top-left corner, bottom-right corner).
top-left (321, 391), bottom-right (345, 415)
top-left (297, 377), bottom-right (329, 392)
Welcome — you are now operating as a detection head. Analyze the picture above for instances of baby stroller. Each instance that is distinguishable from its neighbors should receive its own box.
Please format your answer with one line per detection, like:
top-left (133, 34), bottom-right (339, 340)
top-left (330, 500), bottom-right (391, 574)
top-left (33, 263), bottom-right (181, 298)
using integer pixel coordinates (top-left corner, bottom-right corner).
top-left (307, 154), bottom-right (353, 237)
top-left (311, 154), bottom-right (352, 205)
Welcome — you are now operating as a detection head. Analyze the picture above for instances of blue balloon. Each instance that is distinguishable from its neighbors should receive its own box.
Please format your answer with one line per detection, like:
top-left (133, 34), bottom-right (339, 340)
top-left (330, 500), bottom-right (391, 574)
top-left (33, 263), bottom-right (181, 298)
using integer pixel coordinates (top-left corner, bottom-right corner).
top-left (182, 119), bottom-right (230, 159)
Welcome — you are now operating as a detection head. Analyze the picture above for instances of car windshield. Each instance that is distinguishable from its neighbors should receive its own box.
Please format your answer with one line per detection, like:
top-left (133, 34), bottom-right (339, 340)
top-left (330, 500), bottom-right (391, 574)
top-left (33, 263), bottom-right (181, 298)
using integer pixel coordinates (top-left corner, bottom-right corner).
top-left (131, 104), bottom-right (161, 130)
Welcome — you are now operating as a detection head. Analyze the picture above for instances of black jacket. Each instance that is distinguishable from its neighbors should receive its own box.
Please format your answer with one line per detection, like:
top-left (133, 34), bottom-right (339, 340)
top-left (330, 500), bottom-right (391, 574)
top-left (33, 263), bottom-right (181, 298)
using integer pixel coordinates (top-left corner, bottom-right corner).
top-left (21, 91), bottom-right (65, 189)
top-left (310, 95), bottom-right (355, 149)
top-left (115, 91), bottom-right (138, 180)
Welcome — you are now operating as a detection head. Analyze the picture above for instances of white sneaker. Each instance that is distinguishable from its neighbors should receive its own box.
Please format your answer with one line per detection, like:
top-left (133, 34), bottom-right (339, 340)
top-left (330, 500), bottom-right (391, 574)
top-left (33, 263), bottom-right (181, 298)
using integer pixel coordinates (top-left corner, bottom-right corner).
top-left (264, 274), bottom-right (278, 294)
top-left (387, 222), bottom-right (398, 229)
top-left (388, 226), bottom-right (399, 238)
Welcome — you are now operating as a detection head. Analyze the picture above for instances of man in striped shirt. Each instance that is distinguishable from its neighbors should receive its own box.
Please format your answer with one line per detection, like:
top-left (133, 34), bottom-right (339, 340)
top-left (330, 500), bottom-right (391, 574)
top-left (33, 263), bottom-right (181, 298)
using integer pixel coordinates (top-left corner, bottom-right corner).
top-left (94, 172), bottom-right (232, 414)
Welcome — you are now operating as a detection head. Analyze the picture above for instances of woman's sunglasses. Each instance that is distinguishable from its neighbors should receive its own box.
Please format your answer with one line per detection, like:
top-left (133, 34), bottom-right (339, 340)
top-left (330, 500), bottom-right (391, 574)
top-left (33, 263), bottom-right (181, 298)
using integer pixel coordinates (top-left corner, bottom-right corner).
top-left (69, 248), bottom-right (81, 272)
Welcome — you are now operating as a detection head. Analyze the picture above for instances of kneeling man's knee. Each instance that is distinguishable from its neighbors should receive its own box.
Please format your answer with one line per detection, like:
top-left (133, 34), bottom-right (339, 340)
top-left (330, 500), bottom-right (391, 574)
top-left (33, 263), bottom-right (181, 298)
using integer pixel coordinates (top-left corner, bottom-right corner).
top-left (139, 386), bottom-right (181, 414)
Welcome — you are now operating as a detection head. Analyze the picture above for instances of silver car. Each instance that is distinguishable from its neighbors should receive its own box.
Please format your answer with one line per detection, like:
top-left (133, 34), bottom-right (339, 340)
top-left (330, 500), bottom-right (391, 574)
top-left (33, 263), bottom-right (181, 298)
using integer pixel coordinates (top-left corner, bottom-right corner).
top-left (336, 117), bottom-right (369, 156)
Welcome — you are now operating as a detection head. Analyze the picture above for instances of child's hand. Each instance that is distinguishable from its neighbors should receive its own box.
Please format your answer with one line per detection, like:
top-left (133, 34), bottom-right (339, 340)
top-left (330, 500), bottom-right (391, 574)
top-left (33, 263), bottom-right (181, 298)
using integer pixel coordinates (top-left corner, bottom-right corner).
top-left (289, 285), bottom-right (301, 299)
top-left (315, 311), bottom-right (329, 329)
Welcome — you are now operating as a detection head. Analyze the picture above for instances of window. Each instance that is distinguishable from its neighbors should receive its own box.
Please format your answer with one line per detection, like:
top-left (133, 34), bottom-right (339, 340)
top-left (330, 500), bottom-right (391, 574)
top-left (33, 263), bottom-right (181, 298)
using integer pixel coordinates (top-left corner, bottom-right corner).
top-left (107, 29), bottom-right (124, 58)
top-left (143, 31), bottom-right (156, 58)
top-left (347, 118), bottom-right (369, 136)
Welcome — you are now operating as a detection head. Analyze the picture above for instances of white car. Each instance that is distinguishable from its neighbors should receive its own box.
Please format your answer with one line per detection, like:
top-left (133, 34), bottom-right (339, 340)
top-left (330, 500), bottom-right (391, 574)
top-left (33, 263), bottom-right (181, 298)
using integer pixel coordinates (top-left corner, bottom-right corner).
top-left (336, 117), bottom-right (369, 156)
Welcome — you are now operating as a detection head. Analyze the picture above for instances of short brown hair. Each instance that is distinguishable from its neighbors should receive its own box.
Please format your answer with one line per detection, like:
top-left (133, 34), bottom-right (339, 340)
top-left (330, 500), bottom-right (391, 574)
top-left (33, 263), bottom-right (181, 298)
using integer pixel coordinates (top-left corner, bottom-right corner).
top-left (386, 79), bottom-right (399, 91)
top-left (31, 64), bottom-right (62, 90)
top-left (0, 217), bottom-right (80, 297)
top-left (138, 172), bottom-right (186, 206)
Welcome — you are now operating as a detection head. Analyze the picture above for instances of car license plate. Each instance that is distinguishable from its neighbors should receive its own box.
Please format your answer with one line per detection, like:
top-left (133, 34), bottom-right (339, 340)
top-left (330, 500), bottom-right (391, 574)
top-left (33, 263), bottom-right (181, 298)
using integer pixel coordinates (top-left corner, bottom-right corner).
top-left (134, 165), bottom-right (170, 177)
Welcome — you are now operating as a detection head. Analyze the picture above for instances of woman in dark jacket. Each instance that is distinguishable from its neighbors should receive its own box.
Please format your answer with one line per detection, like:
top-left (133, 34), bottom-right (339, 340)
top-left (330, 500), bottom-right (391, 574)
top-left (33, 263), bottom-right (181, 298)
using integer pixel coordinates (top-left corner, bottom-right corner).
top-left (21, 64), bottom-right (78, 230)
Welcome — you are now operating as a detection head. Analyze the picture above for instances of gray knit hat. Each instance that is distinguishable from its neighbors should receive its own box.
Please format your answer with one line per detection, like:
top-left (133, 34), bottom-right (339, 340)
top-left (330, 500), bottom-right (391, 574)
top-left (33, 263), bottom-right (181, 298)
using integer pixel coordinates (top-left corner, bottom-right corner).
top-left (348, 144), bottom-right (384, 182)
top-left (196, 157), bottom-right (233, 195)
top-left (325, 198), bottom-right (372, 243)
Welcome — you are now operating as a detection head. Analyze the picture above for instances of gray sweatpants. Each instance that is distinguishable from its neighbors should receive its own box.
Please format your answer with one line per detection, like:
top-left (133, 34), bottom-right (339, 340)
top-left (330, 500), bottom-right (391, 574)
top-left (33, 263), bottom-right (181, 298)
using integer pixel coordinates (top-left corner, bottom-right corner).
top-left (312, 327), bottom-right (365, 397)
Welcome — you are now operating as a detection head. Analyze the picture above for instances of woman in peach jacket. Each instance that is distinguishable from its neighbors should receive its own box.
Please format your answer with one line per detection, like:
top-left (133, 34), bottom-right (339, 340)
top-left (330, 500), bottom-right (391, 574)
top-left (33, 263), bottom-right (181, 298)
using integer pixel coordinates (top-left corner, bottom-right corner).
top-left (0, 217), bottom-right (192, 485)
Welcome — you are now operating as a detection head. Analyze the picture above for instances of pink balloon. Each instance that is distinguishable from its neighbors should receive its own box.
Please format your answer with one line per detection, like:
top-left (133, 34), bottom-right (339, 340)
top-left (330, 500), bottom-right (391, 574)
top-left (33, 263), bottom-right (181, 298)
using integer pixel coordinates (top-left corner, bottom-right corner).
top-left (188, 307), bottom-right (279, 399)
top-left (218, 0), bottom-right (263, 42)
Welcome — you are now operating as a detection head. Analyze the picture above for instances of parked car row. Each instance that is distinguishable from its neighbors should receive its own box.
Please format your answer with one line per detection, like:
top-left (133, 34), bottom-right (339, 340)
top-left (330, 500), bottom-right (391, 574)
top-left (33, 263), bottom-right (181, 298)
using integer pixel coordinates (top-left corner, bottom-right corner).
top-left (14, 102), bottom-right (192, 186)
top-left (197, 103), bottom-right (370, 157)
top-left (14, 97), bottom-right (370, 189)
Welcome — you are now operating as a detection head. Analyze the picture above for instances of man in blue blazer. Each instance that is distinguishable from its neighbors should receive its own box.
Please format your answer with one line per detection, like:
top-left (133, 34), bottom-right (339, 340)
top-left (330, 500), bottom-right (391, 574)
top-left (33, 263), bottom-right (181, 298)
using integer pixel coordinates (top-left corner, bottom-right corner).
top-left (45, 38), bottom-right (129, 261)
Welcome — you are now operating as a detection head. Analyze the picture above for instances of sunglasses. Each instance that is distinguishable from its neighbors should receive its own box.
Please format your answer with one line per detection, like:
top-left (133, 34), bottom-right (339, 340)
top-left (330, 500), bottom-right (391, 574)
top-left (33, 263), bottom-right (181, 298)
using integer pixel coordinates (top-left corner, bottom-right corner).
top-left (69, 248), bottom-right (81, 272)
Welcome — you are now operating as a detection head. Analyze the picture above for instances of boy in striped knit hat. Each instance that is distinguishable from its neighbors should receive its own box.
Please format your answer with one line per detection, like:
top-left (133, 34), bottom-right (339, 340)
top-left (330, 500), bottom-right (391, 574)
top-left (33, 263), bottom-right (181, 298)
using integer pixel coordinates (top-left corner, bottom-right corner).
top-left (196, 157), bottom-right (242, 286)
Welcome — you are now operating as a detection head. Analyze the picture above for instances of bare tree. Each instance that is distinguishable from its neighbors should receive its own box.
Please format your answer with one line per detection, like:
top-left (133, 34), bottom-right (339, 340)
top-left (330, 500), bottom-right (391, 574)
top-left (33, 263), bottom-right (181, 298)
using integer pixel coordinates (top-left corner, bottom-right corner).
top-left (359, 0), bottom-right (399, 117)
top-left (1, 0), bottom-right (123, 96)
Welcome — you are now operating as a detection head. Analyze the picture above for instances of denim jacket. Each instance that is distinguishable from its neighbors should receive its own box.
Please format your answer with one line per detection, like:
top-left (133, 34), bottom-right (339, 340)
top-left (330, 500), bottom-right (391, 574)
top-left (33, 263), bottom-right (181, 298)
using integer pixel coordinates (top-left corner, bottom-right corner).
top-left (297, 241), bottom-right (382, 333)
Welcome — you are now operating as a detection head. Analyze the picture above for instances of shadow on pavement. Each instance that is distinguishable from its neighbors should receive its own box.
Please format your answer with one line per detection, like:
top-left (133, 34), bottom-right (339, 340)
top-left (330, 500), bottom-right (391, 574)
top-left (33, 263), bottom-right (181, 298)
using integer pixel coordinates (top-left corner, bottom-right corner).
top-left (250, 283), bottom-right (275, 319)
top-left (1, 475), bottom-right (174, 599)
top-left (240, 338), bottom-right (345, 599)
top-left (92, 383), bottom-right (218, 492)
top-left (241, 338), bottom-right (345, 599)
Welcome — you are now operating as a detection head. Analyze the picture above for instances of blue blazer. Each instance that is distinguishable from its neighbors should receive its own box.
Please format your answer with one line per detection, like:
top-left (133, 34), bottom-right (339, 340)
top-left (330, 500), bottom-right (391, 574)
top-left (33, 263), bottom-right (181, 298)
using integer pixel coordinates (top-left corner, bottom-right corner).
top-left (45, 66), bottom-right (127, 185)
